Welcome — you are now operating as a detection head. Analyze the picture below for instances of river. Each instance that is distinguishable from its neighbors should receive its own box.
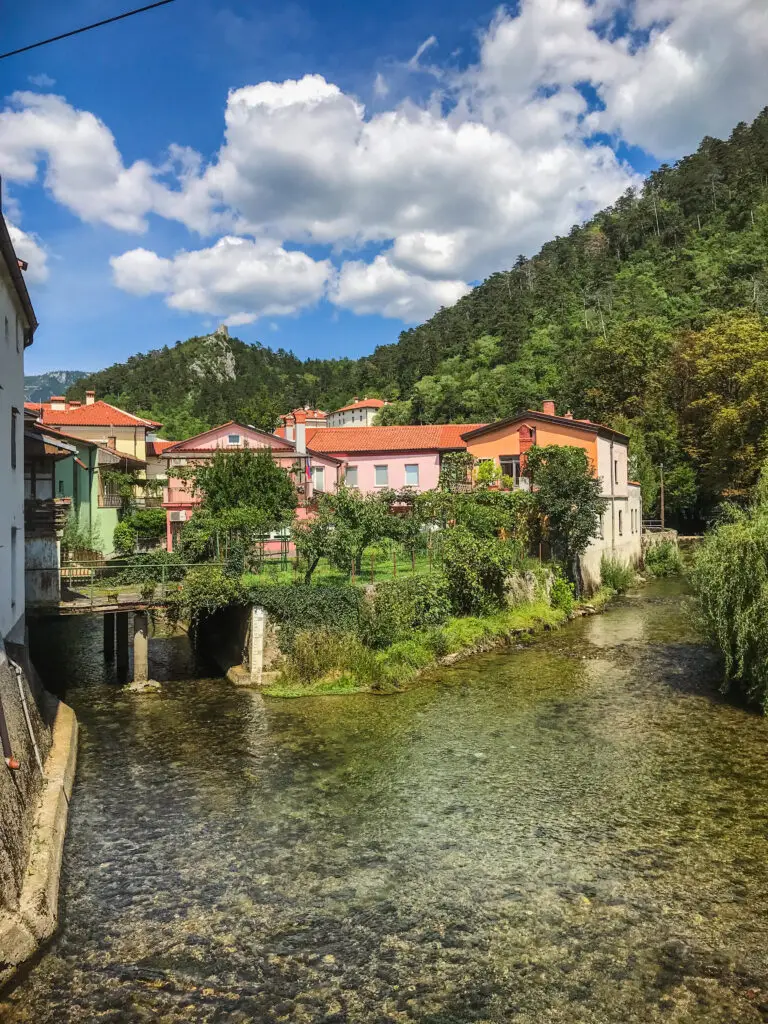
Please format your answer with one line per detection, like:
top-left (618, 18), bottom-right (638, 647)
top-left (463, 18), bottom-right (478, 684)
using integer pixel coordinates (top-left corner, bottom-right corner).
top-left (3, 580), bottom-right (768, 1022)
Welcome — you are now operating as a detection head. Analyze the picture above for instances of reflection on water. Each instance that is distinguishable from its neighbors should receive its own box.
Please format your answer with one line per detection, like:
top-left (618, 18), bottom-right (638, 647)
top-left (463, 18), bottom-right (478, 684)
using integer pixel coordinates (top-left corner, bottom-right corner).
top-left (4, 583), bottom-right (768, 1022)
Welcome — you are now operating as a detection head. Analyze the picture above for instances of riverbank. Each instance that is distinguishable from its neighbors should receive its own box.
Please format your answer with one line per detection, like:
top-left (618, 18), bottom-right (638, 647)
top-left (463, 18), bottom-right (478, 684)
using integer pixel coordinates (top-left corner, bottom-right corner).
top-left (263, 586), bottom-right (617, 698)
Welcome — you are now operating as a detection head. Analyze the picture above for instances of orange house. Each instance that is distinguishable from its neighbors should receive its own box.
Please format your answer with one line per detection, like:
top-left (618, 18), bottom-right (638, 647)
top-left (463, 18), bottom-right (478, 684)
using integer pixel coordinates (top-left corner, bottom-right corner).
top-left (462, 401), bottom-right (642, 590)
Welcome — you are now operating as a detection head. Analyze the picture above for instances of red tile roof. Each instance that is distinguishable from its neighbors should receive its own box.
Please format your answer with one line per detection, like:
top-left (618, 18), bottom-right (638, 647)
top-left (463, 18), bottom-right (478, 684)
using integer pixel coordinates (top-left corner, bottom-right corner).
top-left (147, 439), bottom-right (176, 457)
top-left (334, 398), bottom-right (387, 413)
top-left (28, 400), bottom-right (161, 429)
top-left (305, 424), bottom-right (485, 454)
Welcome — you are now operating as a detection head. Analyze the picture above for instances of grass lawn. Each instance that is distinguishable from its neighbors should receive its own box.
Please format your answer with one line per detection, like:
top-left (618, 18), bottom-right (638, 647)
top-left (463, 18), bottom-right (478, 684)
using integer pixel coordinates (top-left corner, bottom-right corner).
top-left (242, 548), bottom-right (440, 588)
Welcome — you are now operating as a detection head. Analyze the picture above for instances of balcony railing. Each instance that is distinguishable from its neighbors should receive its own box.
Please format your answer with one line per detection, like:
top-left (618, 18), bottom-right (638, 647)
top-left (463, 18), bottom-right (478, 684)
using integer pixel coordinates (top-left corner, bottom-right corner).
top-left (98, 494), bottom-right (122, 508)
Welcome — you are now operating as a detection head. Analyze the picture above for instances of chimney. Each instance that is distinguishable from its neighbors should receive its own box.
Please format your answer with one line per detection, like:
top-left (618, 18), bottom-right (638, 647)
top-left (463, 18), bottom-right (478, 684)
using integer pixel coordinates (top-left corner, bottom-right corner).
top-left (69, 400), bottom-right (81, 408)
top-left (294, 409), bottom-right (307, 454)
top-left (352, 397), bottom-right (359, 404)
top-left (85, 390), bottom-right (96, 406)
top-left (564, 410), bottom-right (573, 419)
top-left (542, 400), bottom-right (556, 416)
top-left (519, 423), bottom-right (536, 474)
top-left (50, 395), bottom-right (66, 411)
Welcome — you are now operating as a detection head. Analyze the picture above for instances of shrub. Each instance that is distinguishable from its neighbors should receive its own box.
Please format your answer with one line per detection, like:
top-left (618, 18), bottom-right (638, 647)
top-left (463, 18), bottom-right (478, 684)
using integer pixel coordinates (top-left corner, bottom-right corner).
top-left (442, 527), bottom-right (518, 615)
top-left (361, 573), bottom-right (451, 648)
top-left (600, 556), bottom-right (636, 594)
top-left (113, 520), bottom-right (137, 556)
top-left (281, 628), bottom-right (378, 687)
top-left (644, 539), bottom-right (683, 577)
top-left (691, 507), bottom-right (768, 710)
top-left (374, 639), bottom-right (433, 687)
top-left (167, 563), bottom-right (245, 624)
top-left (549, 568), bottom-right (575, 615)
top-left (114, 550), bottom-right (186, 586)
top-left (243, 581), bottom-right (365, 651)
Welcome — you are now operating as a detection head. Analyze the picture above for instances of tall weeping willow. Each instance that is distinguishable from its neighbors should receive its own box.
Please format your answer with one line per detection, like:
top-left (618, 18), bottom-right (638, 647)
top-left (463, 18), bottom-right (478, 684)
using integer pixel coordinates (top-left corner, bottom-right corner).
top-left (691, 472), bottom-right (768, 711)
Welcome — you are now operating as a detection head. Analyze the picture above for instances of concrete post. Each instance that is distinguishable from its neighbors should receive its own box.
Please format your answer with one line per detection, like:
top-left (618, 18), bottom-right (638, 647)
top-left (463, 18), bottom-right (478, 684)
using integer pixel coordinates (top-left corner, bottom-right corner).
top-left (103, 613), bottom-right (115, 661)
top-left (116, 612), bottom-right (130, 681)
top-left (133, 612), bottom-right (149, 683)
top-left (249, 606), bottom-right (266, 685)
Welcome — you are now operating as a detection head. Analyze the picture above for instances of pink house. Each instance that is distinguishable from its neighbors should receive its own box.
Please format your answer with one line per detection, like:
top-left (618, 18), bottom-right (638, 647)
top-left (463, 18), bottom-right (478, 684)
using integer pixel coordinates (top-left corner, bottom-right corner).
top-left (304, 424), bottom-right (484, 494)
top-left (162, 421), bottom-right (342, 551)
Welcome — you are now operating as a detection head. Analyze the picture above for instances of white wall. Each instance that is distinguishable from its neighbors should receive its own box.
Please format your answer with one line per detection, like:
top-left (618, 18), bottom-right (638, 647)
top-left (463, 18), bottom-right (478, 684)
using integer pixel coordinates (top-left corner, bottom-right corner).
top-left (328, 407), bottom-right (379, 427)
top-left (580, 482), bottom-right (643, 593)
top-left (0, 262), bottom-right (27, 642)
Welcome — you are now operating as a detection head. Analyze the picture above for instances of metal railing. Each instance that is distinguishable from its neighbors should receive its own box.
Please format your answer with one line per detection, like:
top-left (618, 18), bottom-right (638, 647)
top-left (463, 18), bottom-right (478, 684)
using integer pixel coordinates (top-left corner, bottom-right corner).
top-left (26, 560), bottom-right (216, 610)
top-left (642, 519), bottom-right (666, 532)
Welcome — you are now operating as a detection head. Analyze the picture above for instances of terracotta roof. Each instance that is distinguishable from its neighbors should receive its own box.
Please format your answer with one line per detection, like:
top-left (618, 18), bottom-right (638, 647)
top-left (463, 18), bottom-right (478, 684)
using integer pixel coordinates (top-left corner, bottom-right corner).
top-left (305, 424), bottom-right (485, 454)
top-left (147, 440), bottom-right (176, 457)
top-left (30, 400), bottom-right (161, 429)
top-left (333, 398), bottom-right (387, 413)
top-left (461, 410), bottom-right (629, 445)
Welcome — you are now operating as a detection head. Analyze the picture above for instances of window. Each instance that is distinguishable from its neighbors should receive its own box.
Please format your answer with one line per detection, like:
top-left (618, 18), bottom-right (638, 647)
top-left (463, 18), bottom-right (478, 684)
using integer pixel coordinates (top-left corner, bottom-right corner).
top-left (228, 433), bottom-right (240, 445)
top-left (499, 455), bottom-right (520, 487)
top-left (345, 465), bottom-right (358, 488)
top-left (618, 510), bottom-right (624, 536)
top-left (311, 465), bottom-right (325, 492)
top-left (374, 464), bottom-right (388, 487)
top-left (404, 464), bottom-right (419, 487)
top-left (614, 459), bottom-right (619, 484)
top-left (10, 408), bottom-right (18, 470)
top-left (15, 316), bottom-right (21, 353)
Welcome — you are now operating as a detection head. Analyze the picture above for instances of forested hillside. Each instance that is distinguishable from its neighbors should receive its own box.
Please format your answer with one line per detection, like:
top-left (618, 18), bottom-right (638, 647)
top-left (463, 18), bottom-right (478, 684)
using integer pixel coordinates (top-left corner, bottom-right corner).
top-left (70, 109), bottom-right (768, 520)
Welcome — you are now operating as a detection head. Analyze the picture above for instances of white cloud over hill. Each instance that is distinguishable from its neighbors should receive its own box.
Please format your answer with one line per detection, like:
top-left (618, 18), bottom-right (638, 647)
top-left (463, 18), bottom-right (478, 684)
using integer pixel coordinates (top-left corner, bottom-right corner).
top-left (1, 0), bottom-right (766, 323)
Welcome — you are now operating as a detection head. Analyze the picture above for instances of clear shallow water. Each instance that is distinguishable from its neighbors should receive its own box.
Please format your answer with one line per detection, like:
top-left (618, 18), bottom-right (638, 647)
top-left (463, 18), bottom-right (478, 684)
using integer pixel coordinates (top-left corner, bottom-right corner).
top-left (4, 582), bottom-right (768, 1023)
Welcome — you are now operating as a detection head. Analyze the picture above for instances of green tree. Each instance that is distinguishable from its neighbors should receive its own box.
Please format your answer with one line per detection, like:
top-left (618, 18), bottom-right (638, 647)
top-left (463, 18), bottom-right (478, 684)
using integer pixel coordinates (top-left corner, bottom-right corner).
top-left (525, 445), bottom-right (608, 591)
top-left (315, 485), bottom-right (398, 574)
top-left (188, 447), bottom-right (297, 523)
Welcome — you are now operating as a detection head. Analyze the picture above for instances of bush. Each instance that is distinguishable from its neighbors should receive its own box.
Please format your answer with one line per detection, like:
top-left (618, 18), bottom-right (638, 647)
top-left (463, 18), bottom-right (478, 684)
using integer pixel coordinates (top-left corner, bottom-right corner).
top-left (361, 573), bottom-right (451, 648)
top-left (113, 520), bottom-right (137, 556)
top-left (691, 507), bottom-right (768, 710)
top-left (114, 550), bottom-right (186, 586)
top-left (167, 563), bottom-right (245, 624)
top-left (243, 581), bottom-right (365, 651)
top-left (600, 556), bottom-right (636, 594)
top-left (549, 568), bottom-right (575, 615)
top-left (442, 527), bottom-right (519, 615)
top-left (128, 507), bottom-right (167, 539)
top-left (281, 628), bottom-right (378, 687)
top-left (644, 539), bottom-right (683, 577)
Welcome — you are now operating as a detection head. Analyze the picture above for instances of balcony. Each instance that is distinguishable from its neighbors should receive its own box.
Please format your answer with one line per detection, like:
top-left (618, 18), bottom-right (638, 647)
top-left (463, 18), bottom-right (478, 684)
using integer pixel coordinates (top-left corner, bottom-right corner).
top-left (98, 494), bottom-right (122, 508)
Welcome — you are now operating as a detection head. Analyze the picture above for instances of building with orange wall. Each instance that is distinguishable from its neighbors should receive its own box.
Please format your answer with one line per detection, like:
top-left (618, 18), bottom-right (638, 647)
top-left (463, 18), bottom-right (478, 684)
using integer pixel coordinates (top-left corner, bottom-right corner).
top-left (462, 401), bottom-right (642, 590)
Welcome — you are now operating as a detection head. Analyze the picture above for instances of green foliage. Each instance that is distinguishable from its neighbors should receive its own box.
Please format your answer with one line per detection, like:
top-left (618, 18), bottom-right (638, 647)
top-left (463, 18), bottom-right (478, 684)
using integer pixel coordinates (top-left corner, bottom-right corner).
top-left (113, 520), bottom-right (137, 556)
top-left (313, 485), bottom-right (401, 573)
top-left (166, 563), bottom-right (244, 624)
top-left (242, 581), bottom-right (365, 651)
top-left (280, 628), bottom-right (374, 687)
top-left (475, 459), bottom-right (502, 488)
top-left (292, 515), bottom-right (334, 583)
top-left (101, 468), bottom-right (139, 513)
top-left (188, 447), bottom-right (297, 523)
top-left (438, 450), bottom-right (475, 492)
top-left (61, 511), bottom-right (102, 559)
top-left (361, 573), bottom-right (451, 648)
top-left (113, 550), bottom-right (186, 586)
top-left (691, 501), bottom-right (768, 709)
top-left (127, 507), bottom-right (167, 538)
top-left (442, 527), bottom-right (519, 615)
top-left (526, 445), bottom-right (607, 587)
top-left (178, 505), bottom-right (270, 564)
top-left (600, 556), bottom-right (636, 594)
top-left (644, 539), bottom-right (683, 577)
top-left (549, 567), bottom-right (576, 615)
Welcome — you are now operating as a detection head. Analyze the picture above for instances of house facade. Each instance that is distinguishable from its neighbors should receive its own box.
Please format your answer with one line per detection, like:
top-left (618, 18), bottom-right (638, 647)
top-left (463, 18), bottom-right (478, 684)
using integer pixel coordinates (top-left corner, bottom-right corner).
top-left (0, 198), bottom-right (37, 644)
top-left (162, 422), bottom-right (342, 551)
top-left (462, 401), bottom-right (642, 588)
top-left (305, 424), bottom-right (484, 493)
top-left (327, 397), bottom-right (387, 427)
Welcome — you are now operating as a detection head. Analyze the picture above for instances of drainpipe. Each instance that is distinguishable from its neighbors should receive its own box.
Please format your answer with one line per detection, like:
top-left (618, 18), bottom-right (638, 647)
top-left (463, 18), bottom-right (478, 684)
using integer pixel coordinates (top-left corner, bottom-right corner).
top-left (614, 440), bottom-right (618, 552)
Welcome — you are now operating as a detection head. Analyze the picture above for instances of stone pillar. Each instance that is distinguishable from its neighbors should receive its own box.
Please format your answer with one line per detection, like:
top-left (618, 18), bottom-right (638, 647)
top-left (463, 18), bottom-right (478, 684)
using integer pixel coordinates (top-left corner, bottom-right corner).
top-left (133, 613), bottom-right (149, 683)
top-left (116, 612), bottom-right (130, 682)
top-left (103, 613), bottom-right (115, 661)
top-left (249, 606), bottom-right (266, 685)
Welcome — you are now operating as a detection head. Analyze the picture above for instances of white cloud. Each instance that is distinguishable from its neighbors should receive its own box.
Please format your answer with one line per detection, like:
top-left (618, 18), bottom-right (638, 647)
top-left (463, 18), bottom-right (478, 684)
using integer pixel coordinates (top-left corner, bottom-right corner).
top-left (7, 222), bottom-right (49, 284)
top-left (331, 254), bottom-right (469, 320)
top-left (0, 92), bottom-right (160, 231)
top-left (28, 73), bottom-right (55, 88)
top-left (110, 236), bottom-right (332, 322)
top-left (3, 0), bottom-right (768, 322)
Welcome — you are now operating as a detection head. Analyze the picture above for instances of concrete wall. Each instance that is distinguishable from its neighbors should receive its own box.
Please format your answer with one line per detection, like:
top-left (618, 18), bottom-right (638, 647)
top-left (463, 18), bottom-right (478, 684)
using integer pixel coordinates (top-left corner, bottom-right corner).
top-left (25, 537), bottom-right (61, 606)
top-left (0, 259), bottom-right (27, 644)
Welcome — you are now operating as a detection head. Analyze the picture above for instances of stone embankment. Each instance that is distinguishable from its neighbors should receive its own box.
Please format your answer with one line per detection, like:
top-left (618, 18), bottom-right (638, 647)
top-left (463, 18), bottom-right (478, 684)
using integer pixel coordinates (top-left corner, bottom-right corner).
top-left (0, 645), bottom-right (78, 990)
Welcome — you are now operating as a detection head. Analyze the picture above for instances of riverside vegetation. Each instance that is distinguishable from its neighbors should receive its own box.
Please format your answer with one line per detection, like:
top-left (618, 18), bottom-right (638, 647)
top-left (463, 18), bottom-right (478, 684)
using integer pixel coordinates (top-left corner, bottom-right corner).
top-left (68, 110), bottom-right (768, 525)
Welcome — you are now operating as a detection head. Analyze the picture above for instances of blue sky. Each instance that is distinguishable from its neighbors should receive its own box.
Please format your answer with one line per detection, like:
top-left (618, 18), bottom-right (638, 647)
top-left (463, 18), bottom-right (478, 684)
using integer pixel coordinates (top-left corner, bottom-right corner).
top-left (2, 0), bottom-right (766, 375)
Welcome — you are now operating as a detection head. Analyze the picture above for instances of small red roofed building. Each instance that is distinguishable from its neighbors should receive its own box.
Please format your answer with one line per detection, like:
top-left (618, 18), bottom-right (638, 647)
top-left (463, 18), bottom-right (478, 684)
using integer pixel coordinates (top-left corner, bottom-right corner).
top-left (327, 397), bottom-right (387, 427)
top-left (461, 401), bottom-right (642, 589)
top-left (305, 424), bottom-right (484, 493)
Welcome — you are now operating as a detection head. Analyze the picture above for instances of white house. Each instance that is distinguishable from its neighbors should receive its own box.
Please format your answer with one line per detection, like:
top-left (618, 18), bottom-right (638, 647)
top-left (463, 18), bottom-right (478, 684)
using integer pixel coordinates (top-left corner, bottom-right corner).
top-left (0, 191), bottom-right (38, 644)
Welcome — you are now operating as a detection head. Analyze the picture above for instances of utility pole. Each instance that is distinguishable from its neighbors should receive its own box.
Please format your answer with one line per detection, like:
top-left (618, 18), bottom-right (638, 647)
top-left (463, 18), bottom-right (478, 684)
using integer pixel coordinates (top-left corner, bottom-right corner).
top-left (660, 463), bottom-right (665, 530)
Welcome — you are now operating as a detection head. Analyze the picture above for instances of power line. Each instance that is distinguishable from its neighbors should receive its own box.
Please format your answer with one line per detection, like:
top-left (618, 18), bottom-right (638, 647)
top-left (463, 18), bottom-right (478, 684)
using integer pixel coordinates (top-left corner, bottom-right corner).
top-left (0, 0), bottom-right (177, 61)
